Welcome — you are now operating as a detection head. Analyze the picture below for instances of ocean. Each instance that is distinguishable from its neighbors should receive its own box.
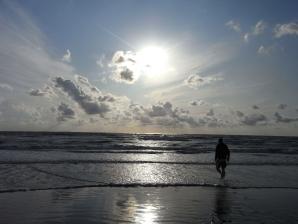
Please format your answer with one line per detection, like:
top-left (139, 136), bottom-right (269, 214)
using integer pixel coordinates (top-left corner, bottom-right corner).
top-left (1, 132), bottom-right (298, 223)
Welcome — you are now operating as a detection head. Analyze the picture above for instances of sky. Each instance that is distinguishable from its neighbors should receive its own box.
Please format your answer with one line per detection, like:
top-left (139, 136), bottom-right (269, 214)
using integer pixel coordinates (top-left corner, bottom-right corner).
top-left (0, 0), bottom-right (298, 135)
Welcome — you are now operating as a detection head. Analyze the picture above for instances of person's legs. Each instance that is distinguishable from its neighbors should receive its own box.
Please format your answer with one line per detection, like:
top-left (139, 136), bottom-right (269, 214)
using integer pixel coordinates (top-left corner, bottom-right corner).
top-left (220, 162), bottom-right (227, 178)
top-left (216, 161), bottom-right (221, 174)
top-left (221, 167), bottom-right (225, 178)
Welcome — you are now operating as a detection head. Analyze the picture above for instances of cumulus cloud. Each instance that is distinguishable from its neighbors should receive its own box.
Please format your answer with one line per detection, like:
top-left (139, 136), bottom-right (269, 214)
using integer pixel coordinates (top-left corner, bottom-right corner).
top-left (190, 100), bottom-right (205, 106)
top-left (29, 85), bottom-right (53, 97)
top-left (0, 83), bottom-right (13, 91)
top-left (128, 101), bottom-right (223, 128)
top-left (57, 103), bottom-right (75, 121)
top-left (54, 76), bottom-right (110, 116)
top-left (236, 111), bottom-right (244, 117)
top-left (226, 20), bottom-right (241, 33)
top-left (190, 101), bottom-right (198, 106)
top-left (274, 112), bottom-right (298, 123)
top-left (109, 51), bottom-right (140, 84)
top-left (184, 74), bottom-right (222, 89)
top-left (29, 89), bottom-right (47, 96)
top-left (278, 104), bottom-right (287, 110)
top-left (206, 109), bottom-right (214, 116)
top-left (274, 22), bottom-right (298, 38)
top-left (241, 113), bottom-right (268, 126)
top-left (62, 49), bottom-right (71, 63)
top-left (119, 68), bottom-right (134, 82)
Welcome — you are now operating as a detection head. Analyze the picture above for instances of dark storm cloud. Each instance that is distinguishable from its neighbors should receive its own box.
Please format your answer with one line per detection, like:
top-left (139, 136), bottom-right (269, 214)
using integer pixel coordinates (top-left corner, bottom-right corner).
top-left (274, 112), bottom-right (298, 123)
top-left (57, 103), bottom-right (75, 121)
top-left (54, 77), bottom-right (109, 116)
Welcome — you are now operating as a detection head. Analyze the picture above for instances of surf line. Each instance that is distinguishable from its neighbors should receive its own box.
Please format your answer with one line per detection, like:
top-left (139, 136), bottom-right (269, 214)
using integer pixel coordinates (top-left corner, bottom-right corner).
top-left (2, 161), bottom-right (298, 166)
top-left (1, 184), bottom-right (298, 194)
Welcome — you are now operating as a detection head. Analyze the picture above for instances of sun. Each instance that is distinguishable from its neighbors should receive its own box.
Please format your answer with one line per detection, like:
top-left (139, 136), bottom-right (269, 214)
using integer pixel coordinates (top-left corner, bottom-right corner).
top-left (137, 46), bottom-right (169, 75)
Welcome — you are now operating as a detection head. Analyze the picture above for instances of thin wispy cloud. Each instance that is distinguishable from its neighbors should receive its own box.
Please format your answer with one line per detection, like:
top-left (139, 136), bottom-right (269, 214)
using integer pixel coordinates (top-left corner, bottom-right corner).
top-left (62, 49), bottom-right (72, 63)
top-left (226, 20), bottom-right (241, 33)
top-left (244, 20), bottom-right (267, 42)
top-left (184, 74), bottom-right (223, 89)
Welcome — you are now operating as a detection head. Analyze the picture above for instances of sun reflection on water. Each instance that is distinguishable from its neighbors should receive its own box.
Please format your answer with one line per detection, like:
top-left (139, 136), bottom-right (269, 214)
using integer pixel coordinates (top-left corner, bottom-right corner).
top-left (115, 194), bottom-right (160, 224)
top-left (135, 204), bottom-right (158, 224)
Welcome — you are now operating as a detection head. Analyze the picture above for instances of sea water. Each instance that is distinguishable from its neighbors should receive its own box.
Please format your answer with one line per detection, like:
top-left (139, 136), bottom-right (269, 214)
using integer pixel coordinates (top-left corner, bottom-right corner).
top-left (1, 132), bottom-right (298, 191)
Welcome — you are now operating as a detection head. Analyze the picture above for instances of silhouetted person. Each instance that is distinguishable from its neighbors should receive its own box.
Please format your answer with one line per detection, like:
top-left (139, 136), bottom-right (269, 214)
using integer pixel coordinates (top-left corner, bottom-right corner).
top-left (215, 138), bottom-right (230, 178)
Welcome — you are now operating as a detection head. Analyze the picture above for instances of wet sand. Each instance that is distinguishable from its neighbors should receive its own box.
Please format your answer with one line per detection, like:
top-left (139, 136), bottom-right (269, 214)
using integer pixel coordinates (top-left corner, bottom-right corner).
top-left (1, 187), bottom-right (298, 224)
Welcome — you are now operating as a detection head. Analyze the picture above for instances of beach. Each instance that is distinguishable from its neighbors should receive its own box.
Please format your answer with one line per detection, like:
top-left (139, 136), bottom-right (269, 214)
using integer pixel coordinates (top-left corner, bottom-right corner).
top-left (1, 187), bottom-right (298, 223)
top-left (1, 132), bottom-right (298, 223)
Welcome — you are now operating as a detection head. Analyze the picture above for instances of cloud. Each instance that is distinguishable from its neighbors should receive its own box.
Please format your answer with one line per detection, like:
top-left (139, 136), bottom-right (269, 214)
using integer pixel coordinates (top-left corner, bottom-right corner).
top-left (190, 101), bottom-right (198, 106)
top-left (29, 89), bottom-right (47, 96)
top-left (57, 103), bottom-right (75, 121)
top-left (278, 104), bottom-right (287, 110)
top-left (274, 22), bottom-right (298, 38)
top-left (0, 100), bottom-right (47, 130)
top-left (129, 101), bottom-right (223, 128)
top-left (184, 74), bottom-right (222, 89)
top-left (225, 20), bottom-right (241, 33)
top-left (0, 1), bottom-right (74, 91)
top-left (119, 68), bottom-right (134, 82)
top-left (29, 85), bottom-right (54, 97)
top-left (54, 76), bottom-right (110, 116)
top-left (253, 20), bottom-right (267, 35)
top-left (257, 45), bottom-right (270, 55)
top-left (252, 105), bottom-right (259, 110)
top-left (190, 100), bottom-right (204, 106)
top-left (96, 55), bottom-right (106, 68)
top-left (257, 44), bottom-right (282, 55)
top-left (244, 20), bottom-right (267, 42)
top-left (236, 111), bottom-right (244, 117)
top-left (109, 51), bottom-right (140, 84)
top-left (241, 113), bottom-right (268, 126)
top-left (62, 49), bottom-right (71, 63)
top-left (0, 83), bottom-right (13, 91)
top-left (274, 112), bottom-right (298, 123)
top-left (206, 109), bottom-right (214, 116)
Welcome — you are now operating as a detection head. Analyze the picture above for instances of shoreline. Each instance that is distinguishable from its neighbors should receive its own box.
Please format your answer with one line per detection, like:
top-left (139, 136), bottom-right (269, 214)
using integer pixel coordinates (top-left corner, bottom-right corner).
top-left (1, 186), bottom-right (298, 223)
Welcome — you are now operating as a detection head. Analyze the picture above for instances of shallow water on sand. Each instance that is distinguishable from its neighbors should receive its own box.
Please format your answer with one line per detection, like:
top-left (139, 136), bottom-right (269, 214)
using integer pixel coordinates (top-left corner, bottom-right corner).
top-left (1, 187), bottom-right (298, 224)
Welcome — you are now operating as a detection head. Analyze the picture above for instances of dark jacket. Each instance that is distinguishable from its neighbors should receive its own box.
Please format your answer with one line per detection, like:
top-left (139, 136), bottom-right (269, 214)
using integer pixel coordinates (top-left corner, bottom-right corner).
top-left (215, 143), bottom-right (230, 161)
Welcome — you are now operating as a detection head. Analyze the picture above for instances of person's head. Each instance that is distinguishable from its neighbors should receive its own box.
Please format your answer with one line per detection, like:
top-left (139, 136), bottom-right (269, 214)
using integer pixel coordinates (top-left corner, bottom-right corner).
top-left (218, 138), bottom-right (223, 144)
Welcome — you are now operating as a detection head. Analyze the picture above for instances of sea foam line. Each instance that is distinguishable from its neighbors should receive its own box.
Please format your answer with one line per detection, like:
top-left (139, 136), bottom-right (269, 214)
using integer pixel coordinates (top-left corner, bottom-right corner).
top-left (1, 184), bottom-right (298, 194)
top-left (1, 160), bottom-right (298, 166)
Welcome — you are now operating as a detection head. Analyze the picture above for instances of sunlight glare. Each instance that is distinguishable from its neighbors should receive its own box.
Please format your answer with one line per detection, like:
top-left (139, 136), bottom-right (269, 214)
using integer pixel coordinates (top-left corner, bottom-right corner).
top-left (137, 46), bottom-right (169, 75)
